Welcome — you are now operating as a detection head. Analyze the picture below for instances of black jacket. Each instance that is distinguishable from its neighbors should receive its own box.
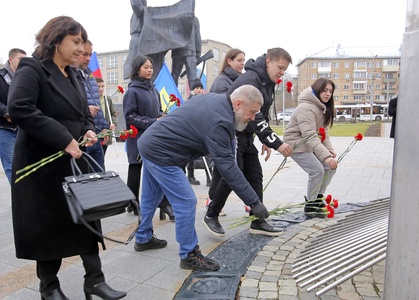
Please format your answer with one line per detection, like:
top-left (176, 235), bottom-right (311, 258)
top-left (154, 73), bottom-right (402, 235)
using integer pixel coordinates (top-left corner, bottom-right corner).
top-left (0, 67), bottom-right (17, 130)
top-left (210, 66), bottom-right (241, 94)
top-left (227, 55), bottom-right (283, 150)
top-left (388, 96), bottom-right (397, 138)
top-left (138, 93), bottom-right (260, 206)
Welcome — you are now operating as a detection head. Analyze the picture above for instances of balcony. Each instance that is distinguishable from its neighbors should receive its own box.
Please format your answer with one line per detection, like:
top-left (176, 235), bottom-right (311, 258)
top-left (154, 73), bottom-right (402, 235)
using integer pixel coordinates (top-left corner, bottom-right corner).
top-left (353, 89), bottom-right (367, 95)
top-left (382, 65), bottom-right (399, 72)
top-left (382, 78), bottom-right (397, 84)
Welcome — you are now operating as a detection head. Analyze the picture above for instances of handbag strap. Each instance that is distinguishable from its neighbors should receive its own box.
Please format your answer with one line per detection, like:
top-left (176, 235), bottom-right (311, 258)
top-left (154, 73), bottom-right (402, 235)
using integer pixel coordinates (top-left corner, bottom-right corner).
top-left (79, 200), bottom-right (141, 245)
top-left (70, 152), bottom-right (104, 176)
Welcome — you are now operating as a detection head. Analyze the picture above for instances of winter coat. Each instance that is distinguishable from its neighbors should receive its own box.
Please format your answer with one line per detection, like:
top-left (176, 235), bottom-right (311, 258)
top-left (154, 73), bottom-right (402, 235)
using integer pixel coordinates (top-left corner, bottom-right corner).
top-left (210, 66), bottom-right (241, 94)
top-left (123, 78), bottom-right (162, 164)
top-left (100, 95), bottom-right (118, 145)
top-left (388, 96), bottom-right (397, 138)
top-left (78, 68), bottom-right (109, 133)
top-left (138, 93), bottom-right (260, 206)
top-left (0, 64), bottom-right (17, 130)
top-left (283, 86), bottom-right (334, 162)
top-left (227, 55), bottom-right (282, 150)
top-left (7, 57), bottom-right (104, 260)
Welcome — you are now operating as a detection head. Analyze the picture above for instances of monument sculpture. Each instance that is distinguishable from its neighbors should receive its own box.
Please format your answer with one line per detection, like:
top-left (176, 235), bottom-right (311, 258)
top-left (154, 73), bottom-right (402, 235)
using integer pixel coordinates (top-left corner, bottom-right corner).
top-left (125, 0), bottom-right (204, 87)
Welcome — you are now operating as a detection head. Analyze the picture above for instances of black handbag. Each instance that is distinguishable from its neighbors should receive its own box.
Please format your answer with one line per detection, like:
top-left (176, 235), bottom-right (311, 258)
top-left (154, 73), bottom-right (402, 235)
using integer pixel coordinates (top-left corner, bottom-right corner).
top-left (62, 152), bottom-right (139, 244)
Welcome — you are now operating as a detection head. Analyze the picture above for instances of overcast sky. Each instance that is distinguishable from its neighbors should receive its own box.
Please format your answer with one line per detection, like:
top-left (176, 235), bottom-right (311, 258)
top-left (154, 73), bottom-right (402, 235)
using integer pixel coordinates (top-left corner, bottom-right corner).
top-left (1, 0), bottom-right (407, 75)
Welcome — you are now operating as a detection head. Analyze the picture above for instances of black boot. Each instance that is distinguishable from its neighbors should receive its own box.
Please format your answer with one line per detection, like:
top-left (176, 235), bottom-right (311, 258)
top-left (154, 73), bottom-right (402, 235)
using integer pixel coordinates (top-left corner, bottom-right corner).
top-left (41, 287), bottom-right (69, 300)
top-left (159, 205), bottom-right (175, 221)
top-left (84, 282), bottom-right (126, 300)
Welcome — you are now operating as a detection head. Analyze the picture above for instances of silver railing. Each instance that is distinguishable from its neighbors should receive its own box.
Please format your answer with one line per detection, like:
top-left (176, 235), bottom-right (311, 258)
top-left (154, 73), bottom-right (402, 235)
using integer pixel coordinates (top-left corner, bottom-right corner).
top-left (292, 198), bottom-right (390, 297)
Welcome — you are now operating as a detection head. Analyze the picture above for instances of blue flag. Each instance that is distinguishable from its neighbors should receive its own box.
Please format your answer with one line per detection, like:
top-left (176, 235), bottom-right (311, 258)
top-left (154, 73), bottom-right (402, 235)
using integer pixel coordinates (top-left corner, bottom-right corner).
top-left (154, 62), bottom-right (184, 113)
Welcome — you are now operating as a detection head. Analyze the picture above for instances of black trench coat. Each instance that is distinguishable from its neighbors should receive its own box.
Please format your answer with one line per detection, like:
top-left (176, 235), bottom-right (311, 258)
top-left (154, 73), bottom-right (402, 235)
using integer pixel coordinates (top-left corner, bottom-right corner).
top-left (8, 57), bottom-right (104, 260)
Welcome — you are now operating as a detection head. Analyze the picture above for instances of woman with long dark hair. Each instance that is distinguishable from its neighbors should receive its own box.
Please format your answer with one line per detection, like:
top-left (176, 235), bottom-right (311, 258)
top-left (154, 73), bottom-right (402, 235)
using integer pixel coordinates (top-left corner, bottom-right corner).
top-left (283, 77), bottom-right (338, 218)
top-left (123, 54), bottom-right (175, 223)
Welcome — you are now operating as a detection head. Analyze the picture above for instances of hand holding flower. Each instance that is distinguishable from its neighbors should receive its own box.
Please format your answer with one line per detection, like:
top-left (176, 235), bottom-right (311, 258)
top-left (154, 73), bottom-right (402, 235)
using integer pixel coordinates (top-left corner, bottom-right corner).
top-left (65, 139), bottom-right (82, 159)
top-left (277, 142), bottom-right (292, 157)
top-left (83, 130), bottom-right (97, 147)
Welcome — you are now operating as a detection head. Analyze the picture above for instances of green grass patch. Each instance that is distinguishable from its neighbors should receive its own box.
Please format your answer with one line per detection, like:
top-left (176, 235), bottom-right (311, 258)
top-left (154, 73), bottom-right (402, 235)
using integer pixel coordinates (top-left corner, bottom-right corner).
top-left (271, 122), bottom-right (381, 137)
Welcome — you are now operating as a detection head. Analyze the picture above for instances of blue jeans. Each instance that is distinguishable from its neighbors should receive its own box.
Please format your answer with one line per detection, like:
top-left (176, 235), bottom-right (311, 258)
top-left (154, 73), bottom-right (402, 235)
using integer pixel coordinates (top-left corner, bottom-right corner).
top-left (136, 157), bottom-right (198, 259)
top-left (0, 128), bottom-right (17, 184)
top-left (86, 140), bottom-right (105, 172)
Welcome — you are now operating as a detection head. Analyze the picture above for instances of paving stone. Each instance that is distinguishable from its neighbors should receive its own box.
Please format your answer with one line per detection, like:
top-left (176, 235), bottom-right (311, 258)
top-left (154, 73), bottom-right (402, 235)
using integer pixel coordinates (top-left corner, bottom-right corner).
top-left (337, 291), bottom-right (362, 300)
top-left (356, 287), bottom-right (379, 297)
top-left (259, 281), bottom-right (277, 291)
top-left (278, 285), bottom-right (298, 296)
top-left (258, 291), bottom-right (278, 299)
top-left (239, 286), bottom-right (258, 298)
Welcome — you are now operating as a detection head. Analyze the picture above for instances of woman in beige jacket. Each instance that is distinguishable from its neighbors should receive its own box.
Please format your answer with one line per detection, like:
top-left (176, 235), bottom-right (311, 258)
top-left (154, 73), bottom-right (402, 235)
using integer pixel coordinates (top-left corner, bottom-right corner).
top-left (283, 78), bottom-right (338, 217)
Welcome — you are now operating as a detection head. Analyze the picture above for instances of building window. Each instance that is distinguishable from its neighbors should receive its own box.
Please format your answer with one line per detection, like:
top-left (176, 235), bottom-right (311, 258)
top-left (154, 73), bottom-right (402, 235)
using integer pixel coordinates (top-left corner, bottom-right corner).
top-left (213, 66), bottom-right (219, 78)
top-left (213, 48), bottom-right (219, 62)
top-left (343, 85), bottom-right (349, 90)
top-left (344, 95), bottom-right (349, 100)
top-left (355, 61), bottom-right (366, 67)
top-left (335, 84), bottom-right (338, 90)
top-left (353, 83), bottom-right (365, 90)
top-left (311, 73), bottom-right (317, 79)
top-left (334, 96), bottom-right (338, 101)
top-left (108, 72), bottom-right (118, 83)
top-left (375, 84), bottom-right (381, 90)
top-left (354, 72), bottom-right (367, 79)
top-left (385, 73), bottom-right (395, 79)
top-left (354, 95), bottom-right (362, 101)
top-left (344, 73), bottom-right (350, 80)
top-left (318, 61), bottom-right (331, 68)
top-left (385, 59), bottom-right (399, 66)
top-left (333, 73), bottom-right (339, 79)
top-left (333, 62), bottom-right (339, 68)
top-left (98, 57), bottom-right (103, 69)
top-left (311, 62), bottom-right (317, 68)
top-left (344, 62), bottom-right (350, 68)
top-left (107, 56), bottom-right (118, 68)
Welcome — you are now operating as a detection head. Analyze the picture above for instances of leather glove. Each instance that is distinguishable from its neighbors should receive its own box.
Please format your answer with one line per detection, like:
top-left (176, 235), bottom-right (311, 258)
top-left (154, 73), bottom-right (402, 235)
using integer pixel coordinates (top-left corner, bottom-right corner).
top-left (251, 201), bottom-right (269, 220)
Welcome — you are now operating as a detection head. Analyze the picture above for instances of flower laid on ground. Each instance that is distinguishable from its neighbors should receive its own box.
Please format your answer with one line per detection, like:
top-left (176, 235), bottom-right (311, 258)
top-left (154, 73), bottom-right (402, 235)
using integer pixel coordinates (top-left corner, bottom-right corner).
top-left (163, 94), bottom-right (181, 114)
top-left (274, 79), bottom-right (293, 97)
top-left (337, 133), bottom-right (363, 163)
top-left (15, 126), bottom-right (139, 183)
top-left (228, 194), bottom-right (337, 229)
top-left (263, 128), bottom-right (326, 192)
top-left (110, 85), bottom-right (124, 98)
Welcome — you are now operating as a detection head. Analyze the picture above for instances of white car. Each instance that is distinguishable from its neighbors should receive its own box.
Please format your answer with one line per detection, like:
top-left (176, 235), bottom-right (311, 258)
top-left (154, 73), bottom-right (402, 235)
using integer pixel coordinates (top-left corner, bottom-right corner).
top-left (276, 112), bottom-right (292, 123)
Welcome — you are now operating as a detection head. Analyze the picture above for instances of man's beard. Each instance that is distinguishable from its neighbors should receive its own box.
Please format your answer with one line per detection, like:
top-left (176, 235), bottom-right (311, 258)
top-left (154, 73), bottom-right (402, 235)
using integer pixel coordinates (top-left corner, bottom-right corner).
top-left (235, 109), bottom-right (249, 132)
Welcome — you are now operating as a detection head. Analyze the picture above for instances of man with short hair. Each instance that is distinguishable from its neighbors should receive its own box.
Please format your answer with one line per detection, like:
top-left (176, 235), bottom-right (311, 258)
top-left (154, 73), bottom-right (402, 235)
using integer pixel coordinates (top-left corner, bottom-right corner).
top-left (204, 47), bottom-right (294, 237)
top-left (134, 85), bottom-right (270, 271)
top-left (0, 48), bottom-right (27, 184)
top-left (72, 41), bottom-right (109, 170)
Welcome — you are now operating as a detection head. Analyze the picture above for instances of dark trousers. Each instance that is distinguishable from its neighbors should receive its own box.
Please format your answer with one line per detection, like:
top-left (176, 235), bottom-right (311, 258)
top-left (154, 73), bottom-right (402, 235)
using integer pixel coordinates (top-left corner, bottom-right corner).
top-left (37, 250), bottom-right (104, 293)
top-left (208, 166), bottom-right (222, 199)
top-left (206, 143), bottom-right (263, 217)
top-left (127, 163), bottom-right (170, 208)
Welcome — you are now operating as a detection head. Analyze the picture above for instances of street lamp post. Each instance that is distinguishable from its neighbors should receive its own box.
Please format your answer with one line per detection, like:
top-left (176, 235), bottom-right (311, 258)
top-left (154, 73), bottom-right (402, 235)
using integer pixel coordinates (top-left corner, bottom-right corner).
top-left (369, 52), bottom-right (377, 121)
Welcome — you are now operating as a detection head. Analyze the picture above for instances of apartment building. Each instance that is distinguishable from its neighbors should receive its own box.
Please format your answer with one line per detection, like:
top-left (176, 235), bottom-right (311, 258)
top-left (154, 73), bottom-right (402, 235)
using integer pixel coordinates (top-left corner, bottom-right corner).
top-left (296, 45), bottom-right (401, 105)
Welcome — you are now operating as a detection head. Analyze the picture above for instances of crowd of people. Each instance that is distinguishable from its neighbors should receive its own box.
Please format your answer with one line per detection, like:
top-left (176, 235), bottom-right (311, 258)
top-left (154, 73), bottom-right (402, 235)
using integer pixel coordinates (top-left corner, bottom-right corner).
top-left (1, 14), bottom-right (345, 300)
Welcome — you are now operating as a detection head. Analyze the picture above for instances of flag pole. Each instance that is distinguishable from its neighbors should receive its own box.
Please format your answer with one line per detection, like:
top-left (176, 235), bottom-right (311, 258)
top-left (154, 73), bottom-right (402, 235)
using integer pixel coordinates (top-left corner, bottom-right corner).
top-left (103, 89), bottom-right (119, 157)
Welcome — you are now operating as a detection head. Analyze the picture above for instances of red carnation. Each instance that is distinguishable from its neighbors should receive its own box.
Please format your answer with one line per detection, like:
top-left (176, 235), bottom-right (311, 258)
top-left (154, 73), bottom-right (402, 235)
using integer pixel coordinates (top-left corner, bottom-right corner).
top-left (119, 130), bottom-right (129, 141)
top-left (286, 81), bottom-right (293, 93)
top-left (318, 127), bottom-right (326, 142)
top-left (129, 125), bottom-right (138, 138)
top-left (326, 205), bottom-right (335, 218)
top-left (331, 199), bottom-right (339, 208)
top-left (276, 79), bottom-right (282, 85)
top-left (325, 194), bottom-right (332, 204)
top-left (117, 86), bottom-right (124, 94)
top-left (355, 133), bottom-right (363, 141)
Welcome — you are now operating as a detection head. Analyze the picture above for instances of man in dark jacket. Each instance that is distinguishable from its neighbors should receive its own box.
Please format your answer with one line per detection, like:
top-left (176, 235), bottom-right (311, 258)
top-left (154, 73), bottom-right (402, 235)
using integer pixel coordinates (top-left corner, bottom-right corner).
top-left (204, 48), bottom-right (293, 237)
top-left (388, 96), bottom-right (398, 138)
top-left (0, 48), bottom-right (26, 184)
top-left (134, 85), bottom-right (270, 271)
top-left (72, 40), bottom-right (109, 171)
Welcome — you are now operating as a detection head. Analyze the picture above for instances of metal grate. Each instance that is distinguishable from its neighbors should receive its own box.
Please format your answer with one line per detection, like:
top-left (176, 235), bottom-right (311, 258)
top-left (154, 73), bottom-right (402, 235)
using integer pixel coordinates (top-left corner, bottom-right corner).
top-left (292, 198), bottom-right (389, 297)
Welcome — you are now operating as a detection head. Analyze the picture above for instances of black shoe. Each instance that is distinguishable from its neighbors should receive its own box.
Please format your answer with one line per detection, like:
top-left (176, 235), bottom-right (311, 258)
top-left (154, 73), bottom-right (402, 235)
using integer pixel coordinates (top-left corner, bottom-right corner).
top-left (202, 216), bottom-right (225, 237)
top-left (249, 220), bottom-right (283, 236)
top-left (180, 245), bottom-right (220, 271)
top-left (134, 235), bottom-right (167, 251)
top-left (159, 205), bottom-right (175, 221)
top-left (188, 176), bottom-right (200, 185)
top-left (41, 287), bottom-right (69, 300)
top-left (84, 282), bottom-right (126, 300)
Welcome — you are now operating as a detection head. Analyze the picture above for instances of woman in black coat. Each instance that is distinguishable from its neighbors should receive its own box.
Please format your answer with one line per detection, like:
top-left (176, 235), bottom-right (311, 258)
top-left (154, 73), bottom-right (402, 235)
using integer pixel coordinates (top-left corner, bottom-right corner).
top-left (8, 16), bottom-right (126, 300)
